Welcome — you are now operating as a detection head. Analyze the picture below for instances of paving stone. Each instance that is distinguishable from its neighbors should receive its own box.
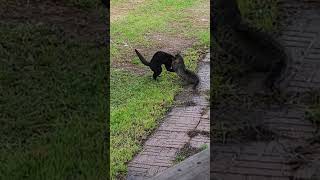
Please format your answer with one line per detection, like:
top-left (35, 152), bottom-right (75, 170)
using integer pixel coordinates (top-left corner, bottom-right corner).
top-left (212, 142), bottom-right (292, 178)
top-left (158, 115), bottom-right (200, 132)
top-left (202, 52), bottom-right (210, 62)
top-left (197, 54), bottom-right (210, 91)
top-left (246, 176), bottom-right (289, 180)
top-left (192, 95), bottom-right (209, 107)
top-left (127, 174), bottom-right (150, 180)
top-left (167, 106), bottom-right (203, 118)
top-left (147, 166), bottom-right (162, 177)
top-left (139, 146), bottom-right (177, 157)
top-left (289, 80), bottom-right (319, 89)
top-left (211, 173), bottom-right (248, 180)
top-left (198, 62), bottom-right (210, 91)
top-left (144, 131), bottom-right (190, 148)
top-left (312, 70), bottom-right (320, 82)
top-left (196, 109), bottom-right (210, 132)
top-left (264, 106), bottom-right (315, 139)
top-left (190, 135), bottom-right (210, 148)
top-left (128, 153), bottom-right (177, 177)
top-left (196, 118), bottom-right (210, 132)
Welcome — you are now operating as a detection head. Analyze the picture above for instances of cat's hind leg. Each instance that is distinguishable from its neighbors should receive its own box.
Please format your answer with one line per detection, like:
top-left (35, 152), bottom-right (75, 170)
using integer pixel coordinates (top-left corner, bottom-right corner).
top-left (152, 67), bottom-right (162, 80)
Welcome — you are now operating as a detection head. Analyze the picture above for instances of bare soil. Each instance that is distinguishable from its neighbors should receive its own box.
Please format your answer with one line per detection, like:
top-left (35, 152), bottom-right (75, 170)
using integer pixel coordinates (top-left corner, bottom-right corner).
top-left (111, 0), bottom-right (145, 22)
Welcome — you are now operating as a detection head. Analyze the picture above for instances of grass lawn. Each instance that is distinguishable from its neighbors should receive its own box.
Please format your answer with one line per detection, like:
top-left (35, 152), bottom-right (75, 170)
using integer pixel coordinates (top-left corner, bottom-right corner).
top-left (0, 1), bottom-right (107, 179)
top-left (110, 0), bottom-right (209, 179)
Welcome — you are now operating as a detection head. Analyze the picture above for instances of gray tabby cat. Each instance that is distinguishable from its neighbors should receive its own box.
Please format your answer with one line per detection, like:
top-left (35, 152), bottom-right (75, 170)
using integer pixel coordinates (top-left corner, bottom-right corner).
top-left (213, 0), bottom-right (290, 92)
top-left (172, 53), bottom-right (199, 90)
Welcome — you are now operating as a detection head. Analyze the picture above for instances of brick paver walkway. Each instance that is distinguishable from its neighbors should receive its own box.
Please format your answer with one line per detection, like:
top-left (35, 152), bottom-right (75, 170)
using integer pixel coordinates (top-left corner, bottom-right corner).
top-left (126, 52), bottom-right (210, 180)
top-left (212, 1), bottom-right (320, 180)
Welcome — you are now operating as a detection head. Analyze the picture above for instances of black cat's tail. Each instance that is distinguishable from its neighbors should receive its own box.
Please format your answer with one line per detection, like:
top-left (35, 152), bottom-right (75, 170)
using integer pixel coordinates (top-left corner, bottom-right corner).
top-left (135, 49), bottom-right (150, 66)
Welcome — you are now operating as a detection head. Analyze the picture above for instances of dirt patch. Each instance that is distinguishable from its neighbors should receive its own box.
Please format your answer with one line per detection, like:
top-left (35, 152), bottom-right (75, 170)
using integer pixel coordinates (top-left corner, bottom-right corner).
top-left (112, 35), bottom-right (200, 77)
top-left (110, 33), bottom-right (197, 73)
top-left (148, 33), bottom-right (196, 55)
top-left (0, 1), bottom-right (106, 43)
top-left (184, 0), bottom-right (210, 28)
top-left (112, 61), bottom-right (148, 75)
top-left (111, 0), bottom-right (145, 23)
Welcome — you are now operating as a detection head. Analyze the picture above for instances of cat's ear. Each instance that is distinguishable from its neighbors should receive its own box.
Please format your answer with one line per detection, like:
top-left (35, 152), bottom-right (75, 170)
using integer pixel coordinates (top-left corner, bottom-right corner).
top-left (175, 53), bottom-right (182, 59)
top-left (174, 52), bottom-right (181, 58)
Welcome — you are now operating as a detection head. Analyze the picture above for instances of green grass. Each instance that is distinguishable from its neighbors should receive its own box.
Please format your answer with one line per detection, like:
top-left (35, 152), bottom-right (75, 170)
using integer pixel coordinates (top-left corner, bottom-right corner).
top-left (110, 48), bottom-right (204, 179)
top-left (110, 0), bottom-right (209, 178)
top-left (110, 0), bottom-right (128, 6)
top-left (111, 0), bottom-right (209, 62)
top-left (0, 24), bottom-right (106, 180)
top-left (238, 0), bottom-right (278, 32)
top-left (183, 48), bottom-right (202, 71)
top-left (110, 70), bottom-right (180, 178)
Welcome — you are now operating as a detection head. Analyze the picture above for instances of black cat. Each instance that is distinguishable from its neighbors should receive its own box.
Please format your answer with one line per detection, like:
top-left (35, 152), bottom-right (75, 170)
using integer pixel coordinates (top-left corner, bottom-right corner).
top-left (134, 49), bottom-right (175, 80)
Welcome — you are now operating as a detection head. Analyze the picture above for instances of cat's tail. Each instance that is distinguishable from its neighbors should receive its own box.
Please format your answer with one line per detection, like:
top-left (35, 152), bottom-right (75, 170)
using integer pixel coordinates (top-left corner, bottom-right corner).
top-left (135, 49), bottom-right (150, 66)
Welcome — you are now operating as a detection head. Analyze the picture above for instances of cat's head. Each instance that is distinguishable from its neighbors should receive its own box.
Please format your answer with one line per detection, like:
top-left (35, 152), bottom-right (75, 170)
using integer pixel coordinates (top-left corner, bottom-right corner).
top-left (172, 53), bottom-right (184, 66)
top-left (174, 53), bottom-right (183, 59)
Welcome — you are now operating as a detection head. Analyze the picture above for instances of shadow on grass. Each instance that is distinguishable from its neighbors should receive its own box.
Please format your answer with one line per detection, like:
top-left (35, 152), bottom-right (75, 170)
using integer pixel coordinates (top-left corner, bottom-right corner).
top-left (0, 23), bottom-right (107, 180)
